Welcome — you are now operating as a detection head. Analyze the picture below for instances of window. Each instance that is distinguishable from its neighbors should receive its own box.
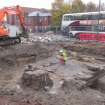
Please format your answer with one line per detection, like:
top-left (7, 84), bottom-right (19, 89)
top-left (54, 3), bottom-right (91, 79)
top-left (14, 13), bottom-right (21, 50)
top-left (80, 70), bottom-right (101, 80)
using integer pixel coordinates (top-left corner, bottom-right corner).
top-left (100, 14), bottom-right (105, 19)
top-left (73, 15), bottom-right (88, 20)
top-left (81, 15), bottom-right (88, 20)
top-left (66, 16), bottom-right (69, 21)
top-left (69, 15), bottom-right (74, 20)
top-left (63, 16), bottom-right (67, 21)
top-left (92, 14), bottom-right (99, 20)
top-left (63, 12), bottom-right (105, 21)
top-left (63, 15), bottom-right (72, 21)
top-left (75, 15), bottom-right (78, 20)
top-left (91, 14), bottom-right (99, 20)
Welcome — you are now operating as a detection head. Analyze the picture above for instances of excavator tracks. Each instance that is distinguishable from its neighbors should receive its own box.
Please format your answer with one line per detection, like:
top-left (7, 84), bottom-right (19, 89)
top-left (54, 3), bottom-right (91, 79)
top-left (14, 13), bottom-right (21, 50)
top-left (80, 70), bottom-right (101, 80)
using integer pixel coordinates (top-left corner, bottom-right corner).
top-left (0, 37), bottom-right (21, 46)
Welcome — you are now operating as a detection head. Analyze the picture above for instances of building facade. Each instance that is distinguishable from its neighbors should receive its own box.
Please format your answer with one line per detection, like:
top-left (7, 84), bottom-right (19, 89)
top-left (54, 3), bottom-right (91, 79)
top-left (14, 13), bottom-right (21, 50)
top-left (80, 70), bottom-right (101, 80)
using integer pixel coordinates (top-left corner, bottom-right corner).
top-left (7, 6), bottom-right (51, 32)
top-left (28, 11), bottom-right (51, 32)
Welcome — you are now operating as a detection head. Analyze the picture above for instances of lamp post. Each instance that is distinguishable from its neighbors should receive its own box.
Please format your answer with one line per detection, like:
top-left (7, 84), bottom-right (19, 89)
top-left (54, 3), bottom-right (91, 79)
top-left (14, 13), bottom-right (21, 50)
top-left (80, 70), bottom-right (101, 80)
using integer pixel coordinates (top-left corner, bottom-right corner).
top-left (97, 0), bottom-right (101, 41)
top-left (37, 13), bottom-right (39, 32)
top-left (99, 0), bottom-right (101, 11)
top-left (98, 0), bottom-right (101, 30)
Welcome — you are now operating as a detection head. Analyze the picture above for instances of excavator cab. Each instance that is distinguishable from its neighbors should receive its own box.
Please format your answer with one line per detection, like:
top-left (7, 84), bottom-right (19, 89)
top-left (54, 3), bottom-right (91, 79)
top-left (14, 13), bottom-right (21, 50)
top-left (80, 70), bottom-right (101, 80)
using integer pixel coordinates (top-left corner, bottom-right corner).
top-left (0, 5), bottom-right (27, 46)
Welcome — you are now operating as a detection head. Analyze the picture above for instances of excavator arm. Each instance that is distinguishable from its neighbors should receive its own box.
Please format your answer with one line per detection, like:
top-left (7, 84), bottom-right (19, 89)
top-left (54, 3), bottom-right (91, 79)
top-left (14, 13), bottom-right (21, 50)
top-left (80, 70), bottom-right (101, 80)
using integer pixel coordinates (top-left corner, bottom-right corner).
top-left (15, 5), bottom-right (26, 35)
top-left (0, 5), bottom-right (27, 46)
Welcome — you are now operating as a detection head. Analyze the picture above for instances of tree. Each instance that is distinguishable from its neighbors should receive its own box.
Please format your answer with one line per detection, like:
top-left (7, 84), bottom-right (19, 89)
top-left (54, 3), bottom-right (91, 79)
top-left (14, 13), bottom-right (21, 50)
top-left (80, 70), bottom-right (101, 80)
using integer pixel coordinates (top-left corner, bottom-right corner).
top-left (98, 3), bottom-right (105, 11)
top-left (86, 2), bottom-right (97, 12)
top-left (71, 0), bottom-right (85, 13)
top-left (51, 3), bottom-right (71, 26)
top-left (55, 0), bottom-right (64, 6)
top-left (52, 0), bottom-right (64, 10)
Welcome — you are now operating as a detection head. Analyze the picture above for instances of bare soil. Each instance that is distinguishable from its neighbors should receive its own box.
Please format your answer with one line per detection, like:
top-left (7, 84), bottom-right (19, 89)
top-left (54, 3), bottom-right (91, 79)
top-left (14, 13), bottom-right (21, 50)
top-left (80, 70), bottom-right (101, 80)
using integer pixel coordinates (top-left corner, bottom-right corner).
top-left (0, 38), bottom-right (105, 105)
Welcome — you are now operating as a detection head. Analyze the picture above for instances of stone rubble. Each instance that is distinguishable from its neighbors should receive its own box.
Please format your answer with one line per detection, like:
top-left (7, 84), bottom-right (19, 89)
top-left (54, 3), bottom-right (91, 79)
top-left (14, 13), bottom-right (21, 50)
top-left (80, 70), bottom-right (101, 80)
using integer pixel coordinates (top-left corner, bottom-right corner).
top-left (21, 67), bottom-right (53, 90)
top-left (21, 32), bottom-right (69, 44)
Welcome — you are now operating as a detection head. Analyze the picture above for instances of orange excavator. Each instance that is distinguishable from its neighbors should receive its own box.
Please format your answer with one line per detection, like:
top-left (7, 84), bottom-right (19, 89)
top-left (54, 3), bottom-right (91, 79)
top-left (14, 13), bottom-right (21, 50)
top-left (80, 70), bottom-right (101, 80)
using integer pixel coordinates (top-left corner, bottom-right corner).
top-left (0, 5), bottom-right (27, 46)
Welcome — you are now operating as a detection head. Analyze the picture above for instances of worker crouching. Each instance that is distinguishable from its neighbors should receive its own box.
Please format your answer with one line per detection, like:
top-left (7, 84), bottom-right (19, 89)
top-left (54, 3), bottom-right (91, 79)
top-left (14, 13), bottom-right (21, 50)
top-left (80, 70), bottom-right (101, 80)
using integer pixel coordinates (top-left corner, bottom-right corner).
top-left (57, 48), bottom-right (68, 65)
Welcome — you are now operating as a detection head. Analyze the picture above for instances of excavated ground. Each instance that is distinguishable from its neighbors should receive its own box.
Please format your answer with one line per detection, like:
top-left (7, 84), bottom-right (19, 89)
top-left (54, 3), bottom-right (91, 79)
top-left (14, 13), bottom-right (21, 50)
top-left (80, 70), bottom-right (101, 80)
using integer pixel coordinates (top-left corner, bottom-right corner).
top-left (0, 34), bottom-right (105, 105)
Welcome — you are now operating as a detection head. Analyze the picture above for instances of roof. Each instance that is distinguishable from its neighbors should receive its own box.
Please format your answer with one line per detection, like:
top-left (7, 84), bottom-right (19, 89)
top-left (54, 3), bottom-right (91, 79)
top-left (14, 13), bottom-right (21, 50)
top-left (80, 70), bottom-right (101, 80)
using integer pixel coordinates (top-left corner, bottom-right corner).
top-left (28, 11), bottom-right (51, 17)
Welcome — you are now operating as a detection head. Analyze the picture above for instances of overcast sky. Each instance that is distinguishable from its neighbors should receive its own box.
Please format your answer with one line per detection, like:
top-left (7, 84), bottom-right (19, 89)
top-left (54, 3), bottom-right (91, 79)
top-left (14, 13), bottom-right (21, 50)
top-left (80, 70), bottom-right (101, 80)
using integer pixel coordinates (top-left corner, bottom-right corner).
top-left (0, 0), bottom-right (105, 9)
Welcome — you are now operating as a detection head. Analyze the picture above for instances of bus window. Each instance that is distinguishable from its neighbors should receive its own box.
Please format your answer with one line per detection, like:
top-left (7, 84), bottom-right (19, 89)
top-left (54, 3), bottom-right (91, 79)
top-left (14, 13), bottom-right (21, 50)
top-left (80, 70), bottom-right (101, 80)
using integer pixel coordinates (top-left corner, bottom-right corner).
top-left (63, 15), bottom-right (74, 21)
top-left (63, 16), bottom-right (69, 21)
top-left (68, 15), bottom-right (71, 20)
top-left (90, 14), bottom-right (95, 19)
top-left (82, 15), bottom-right (88, 20)
top-left (63, 16), bottom-right (67, 21)
top-left (100, 14), bottom-right (103, 19)
top-left (67, 15), bottom-right (69, 20)
top-left (75, 15), bottom-right (81, 20)
top-left (69, 15), bottom-right (74, 20)
top-left (101, 14), bottom-right (105, 19)
top-left (81, 15), bottom-right (86, 20)
top-left (74, 15), bottom-right (88, 20)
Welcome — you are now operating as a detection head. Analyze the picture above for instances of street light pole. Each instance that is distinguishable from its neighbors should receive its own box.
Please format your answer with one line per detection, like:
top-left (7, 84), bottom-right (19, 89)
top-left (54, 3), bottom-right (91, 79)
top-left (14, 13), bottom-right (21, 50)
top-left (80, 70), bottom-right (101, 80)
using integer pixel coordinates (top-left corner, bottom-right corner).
top-left (98, 0), bottom-right (101, 28)
top-left (97, 0), bottom-right (101, 41)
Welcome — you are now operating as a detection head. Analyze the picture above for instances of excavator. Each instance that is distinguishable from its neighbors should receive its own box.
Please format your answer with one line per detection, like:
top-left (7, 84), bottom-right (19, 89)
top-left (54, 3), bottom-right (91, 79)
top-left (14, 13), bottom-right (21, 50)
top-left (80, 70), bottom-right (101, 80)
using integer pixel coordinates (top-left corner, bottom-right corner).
top-left (0, 5), bottom-right (27, 46)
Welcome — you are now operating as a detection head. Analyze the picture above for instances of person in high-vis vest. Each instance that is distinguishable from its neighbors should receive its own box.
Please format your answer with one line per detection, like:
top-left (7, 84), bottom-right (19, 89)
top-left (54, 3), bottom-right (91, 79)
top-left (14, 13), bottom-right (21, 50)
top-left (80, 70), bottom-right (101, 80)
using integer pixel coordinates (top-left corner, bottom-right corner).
top-left (58, 47), bottom-right (68, 65)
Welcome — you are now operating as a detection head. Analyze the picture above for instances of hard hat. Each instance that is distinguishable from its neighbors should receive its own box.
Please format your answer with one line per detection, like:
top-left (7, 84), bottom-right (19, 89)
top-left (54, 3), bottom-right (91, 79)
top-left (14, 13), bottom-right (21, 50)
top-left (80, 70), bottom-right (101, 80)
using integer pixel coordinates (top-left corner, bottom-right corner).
top-left (59, 50), bottom-right (63, 53)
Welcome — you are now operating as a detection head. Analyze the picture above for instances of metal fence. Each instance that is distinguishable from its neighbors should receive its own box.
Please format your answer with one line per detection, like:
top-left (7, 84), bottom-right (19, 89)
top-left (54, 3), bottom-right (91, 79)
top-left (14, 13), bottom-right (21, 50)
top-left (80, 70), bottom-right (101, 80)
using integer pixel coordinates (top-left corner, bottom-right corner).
top-left (61, 25), bottom-right (105, 42)
top-left (25, 26), bottom-right (61, 33)
top-left (62, 25), bottom-right (105, 35)
top-left (24, 25), bottom-right (105, 42)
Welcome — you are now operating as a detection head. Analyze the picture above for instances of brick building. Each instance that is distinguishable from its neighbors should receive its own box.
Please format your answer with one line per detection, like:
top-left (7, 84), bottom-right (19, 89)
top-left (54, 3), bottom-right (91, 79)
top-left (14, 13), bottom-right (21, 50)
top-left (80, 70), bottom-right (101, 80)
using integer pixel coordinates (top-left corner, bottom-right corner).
top-left (7, 6), bottom-right (51, 32)
top-left (28, 11), bottom-right (51, 32)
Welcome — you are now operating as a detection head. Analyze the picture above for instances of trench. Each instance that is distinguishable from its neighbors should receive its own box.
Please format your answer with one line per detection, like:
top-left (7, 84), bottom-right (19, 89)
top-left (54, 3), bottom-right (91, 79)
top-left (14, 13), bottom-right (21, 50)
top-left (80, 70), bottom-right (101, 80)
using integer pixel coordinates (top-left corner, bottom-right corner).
top-left (89, 78), bottom-right (105, 93)
top-left (0, 43), bottom-right (53, 95)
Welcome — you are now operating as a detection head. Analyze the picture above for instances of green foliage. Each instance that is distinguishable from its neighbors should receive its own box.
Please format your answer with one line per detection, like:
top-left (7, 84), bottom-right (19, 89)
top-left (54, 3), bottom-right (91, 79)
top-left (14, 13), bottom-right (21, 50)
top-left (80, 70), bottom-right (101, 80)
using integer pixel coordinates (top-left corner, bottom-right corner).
top-left (60, 3), bottom-right (71, 14)
top-left (71, 0), bottom-right (85, 13)
top-left (51, 3), bottom-right (71, 26)
top-left (51, 10), bottom-right (61, 26)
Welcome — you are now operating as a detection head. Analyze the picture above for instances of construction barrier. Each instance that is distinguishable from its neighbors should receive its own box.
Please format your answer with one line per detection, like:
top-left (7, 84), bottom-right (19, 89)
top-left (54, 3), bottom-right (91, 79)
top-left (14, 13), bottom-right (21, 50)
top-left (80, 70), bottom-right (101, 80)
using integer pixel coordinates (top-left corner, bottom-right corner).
top-left (79, 33), bottom-right (105, 42)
